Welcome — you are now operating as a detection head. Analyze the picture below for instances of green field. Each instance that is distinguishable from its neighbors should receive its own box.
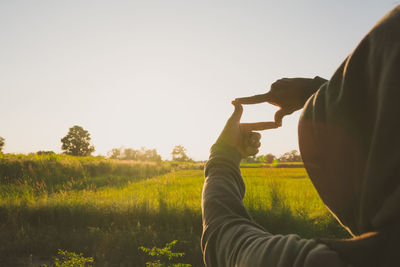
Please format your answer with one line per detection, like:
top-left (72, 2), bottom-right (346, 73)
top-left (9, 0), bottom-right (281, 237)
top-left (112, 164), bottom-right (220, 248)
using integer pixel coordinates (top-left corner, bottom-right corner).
top-left (0, 155), bottom-right (349, 266)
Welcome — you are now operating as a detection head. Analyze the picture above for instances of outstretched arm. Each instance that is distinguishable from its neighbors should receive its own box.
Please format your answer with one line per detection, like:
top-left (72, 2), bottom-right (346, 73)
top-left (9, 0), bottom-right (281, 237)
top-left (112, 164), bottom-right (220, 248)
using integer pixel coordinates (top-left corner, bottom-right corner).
top-left (201, 103), bottom-right (345, 267)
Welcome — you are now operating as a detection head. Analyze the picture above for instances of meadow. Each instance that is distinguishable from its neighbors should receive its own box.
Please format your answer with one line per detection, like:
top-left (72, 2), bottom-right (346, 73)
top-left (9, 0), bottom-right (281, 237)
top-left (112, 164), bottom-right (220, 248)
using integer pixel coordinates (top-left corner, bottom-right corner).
top-left (0, 155), bottom-right (349, 266)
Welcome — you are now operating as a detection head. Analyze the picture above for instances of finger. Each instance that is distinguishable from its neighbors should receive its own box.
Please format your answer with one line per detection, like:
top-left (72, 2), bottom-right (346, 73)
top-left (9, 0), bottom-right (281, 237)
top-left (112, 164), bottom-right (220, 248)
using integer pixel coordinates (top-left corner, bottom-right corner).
top-left (247, 139), bottom-right (261, 149)
top-left (241, 122), bottom-right (278, 131)
top-left (245, 132), bottom-right (261, 148)
top-left (229, 102), bottom-right (243, 122)
top-left (274, 109), bottom-right (292, 126)
top-left (252, 141), bottom-right (261, 148)
top-left (246, 146), bottom-right (259, 156)
top-left (248, 132), bottom-right (261, 144)
top-left (234, 92), bottom-right (271, 105)
top-left (273, 78), bottom-right (291, 84)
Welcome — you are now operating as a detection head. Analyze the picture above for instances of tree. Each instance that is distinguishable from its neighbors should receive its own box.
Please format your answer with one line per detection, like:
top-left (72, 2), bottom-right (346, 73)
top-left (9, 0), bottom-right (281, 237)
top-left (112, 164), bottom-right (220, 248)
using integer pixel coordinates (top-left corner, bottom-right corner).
top-left (279, 150), bottom-right (302, 162)
top-left (123, 148), bottom-right (138, 160)
top-left (255, 153), bottom-right (276, 164)
top-left (0, 137), bottom-right (4, 153)
top-left (61, 126), bottom-right (95, 156)
top-left (142, 148), bottom-right (162, 162)
top-left (242, 155), bottom-right (260, 163)
top-left (37, 151), bottom-right (55, 155)
top-left (265, 153), bottom-right (276, 163)
top-left (108, 147), bottom-right (162, 162)
top-left (108, 148), bottom-right (122, 159)
top-left (171, 145), bottom-right (190, 162)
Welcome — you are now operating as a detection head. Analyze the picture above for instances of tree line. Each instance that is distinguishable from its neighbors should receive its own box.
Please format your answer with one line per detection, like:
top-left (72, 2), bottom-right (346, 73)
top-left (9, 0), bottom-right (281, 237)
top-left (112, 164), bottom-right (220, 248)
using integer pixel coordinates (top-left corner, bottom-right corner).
top-left (0, 125), bottom-right (302, 163)
top-left (242, 150), bottom-right (302, 163)
top-left (107, 144), bottom-right (191, 162)
top-left (60, 126), bottom-right (192, 162)
top-left (0, 126), bottom-right (192, 162)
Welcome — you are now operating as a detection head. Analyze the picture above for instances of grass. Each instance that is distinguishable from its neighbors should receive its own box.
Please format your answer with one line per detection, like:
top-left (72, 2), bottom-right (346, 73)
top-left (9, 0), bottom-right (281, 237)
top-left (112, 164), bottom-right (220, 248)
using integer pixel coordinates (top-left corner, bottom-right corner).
top-left (240, 162), bottom-right (304, 168)
top-left (0, 157), bottom-right (349, 266)
top-left (0, 153), bottom-right (171, 192)
top-left (242, 168), bottom-right (347, 237)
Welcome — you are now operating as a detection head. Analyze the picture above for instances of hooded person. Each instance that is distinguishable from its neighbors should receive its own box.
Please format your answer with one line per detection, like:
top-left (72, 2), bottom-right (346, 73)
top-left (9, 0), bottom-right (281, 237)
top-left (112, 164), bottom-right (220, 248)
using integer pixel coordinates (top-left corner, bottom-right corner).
top-left (201, 5), bottom-right (400, 267)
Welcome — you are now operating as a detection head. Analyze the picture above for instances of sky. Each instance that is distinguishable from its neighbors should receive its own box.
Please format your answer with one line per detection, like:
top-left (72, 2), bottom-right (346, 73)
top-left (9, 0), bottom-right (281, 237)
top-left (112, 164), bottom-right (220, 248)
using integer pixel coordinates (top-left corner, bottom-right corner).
top-left (0, 0), bottom-right (398, 160)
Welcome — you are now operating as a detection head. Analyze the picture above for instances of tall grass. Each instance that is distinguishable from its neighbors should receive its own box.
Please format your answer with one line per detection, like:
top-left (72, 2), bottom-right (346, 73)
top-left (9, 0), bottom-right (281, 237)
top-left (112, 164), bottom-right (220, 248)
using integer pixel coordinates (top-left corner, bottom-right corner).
top-left (243, 168), bottom-right (348, 238)
top-left (240, 162), bottom-right (304, 168)
top-left (0, 170), bottom-right (204, 266)
top-left (0, 154), bottom-right (171, 192)
top-left (0, 164), bottom-right (349, 266)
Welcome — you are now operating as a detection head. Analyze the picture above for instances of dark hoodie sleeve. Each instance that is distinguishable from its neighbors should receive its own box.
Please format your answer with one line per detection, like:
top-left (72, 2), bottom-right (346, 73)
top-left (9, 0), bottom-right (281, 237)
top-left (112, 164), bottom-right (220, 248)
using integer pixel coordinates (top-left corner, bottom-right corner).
top-left (201, 142), bottom-right (347, 267)
top-left (304, 76), bottom-right (328, 101)
top-left (299, 5), bottom-right (400, 236)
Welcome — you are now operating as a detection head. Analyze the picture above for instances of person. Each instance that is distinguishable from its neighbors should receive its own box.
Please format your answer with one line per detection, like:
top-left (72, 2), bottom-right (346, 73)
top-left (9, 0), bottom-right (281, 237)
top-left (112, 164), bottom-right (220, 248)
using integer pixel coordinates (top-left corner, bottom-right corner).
top-left (201, 4), bottom-right (400, 267)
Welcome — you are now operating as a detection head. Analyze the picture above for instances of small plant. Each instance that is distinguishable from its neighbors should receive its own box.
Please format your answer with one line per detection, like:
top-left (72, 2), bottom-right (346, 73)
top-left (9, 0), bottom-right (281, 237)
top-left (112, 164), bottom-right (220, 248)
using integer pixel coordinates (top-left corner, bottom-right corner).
top-left (139, 240), bottom-right (191, 267)
top-left (43, 249), bottom-right (94, 267)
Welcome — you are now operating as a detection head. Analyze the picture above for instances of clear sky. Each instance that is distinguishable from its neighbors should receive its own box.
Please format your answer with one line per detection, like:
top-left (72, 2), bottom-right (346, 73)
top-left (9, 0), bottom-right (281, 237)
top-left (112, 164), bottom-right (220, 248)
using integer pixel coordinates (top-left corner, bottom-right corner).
top-left (0, 0), bottom-right (398, 160)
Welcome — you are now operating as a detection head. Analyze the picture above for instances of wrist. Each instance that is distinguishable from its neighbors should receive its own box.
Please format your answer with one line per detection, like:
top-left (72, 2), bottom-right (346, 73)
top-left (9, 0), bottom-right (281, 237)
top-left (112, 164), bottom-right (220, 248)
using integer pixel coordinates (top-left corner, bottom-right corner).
top-left (209, 142), bottom-right (242, 165)
top-left (302, 76), bottom-right (327, 103)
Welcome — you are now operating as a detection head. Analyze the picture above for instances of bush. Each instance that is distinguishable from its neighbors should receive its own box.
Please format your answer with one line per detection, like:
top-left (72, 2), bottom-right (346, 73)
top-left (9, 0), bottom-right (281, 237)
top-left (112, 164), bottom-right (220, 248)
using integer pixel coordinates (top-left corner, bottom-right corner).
top-left (139, 240), bottom-right (191, 267)
top-left (43, 249), bottom-right (94, 267)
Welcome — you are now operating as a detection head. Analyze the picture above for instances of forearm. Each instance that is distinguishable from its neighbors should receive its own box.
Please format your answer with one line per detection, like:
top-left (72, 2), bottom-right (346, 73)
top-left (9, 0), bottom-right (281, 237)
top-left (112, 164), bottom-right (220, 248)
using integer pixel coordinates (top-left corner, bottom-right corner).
top-left (201, 100), bottom-right (346, 267)
top-left (202, 142), bottom-right (267, 266)
top-left (201, 142), bottom-right (346, 267)
top-left (202, 142), bottom-right (253, 235)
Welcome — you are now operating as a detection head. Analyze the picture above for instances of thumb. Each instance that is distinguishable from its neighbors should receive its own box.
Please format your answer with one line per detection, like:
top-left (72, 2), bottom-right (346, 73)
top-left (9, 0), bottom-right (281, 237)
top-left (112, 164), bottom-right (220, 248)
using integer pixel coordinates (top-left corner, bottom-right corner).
top-left (229, 101), bottom-right (243, 122)
top-left (274, 108), bottom-right (292, 126)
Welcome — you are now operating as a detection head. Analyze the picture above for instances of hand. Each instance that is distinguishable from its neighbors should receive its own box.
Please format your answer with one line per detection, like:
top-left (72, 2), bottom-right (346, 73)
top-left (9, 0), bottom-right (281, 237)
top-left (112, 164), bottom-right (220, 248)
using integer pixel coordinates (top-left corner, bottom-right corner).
top-left (217, 102), bottom-right (278, 158)
top-left (234, 78), bottom-right (315, 126)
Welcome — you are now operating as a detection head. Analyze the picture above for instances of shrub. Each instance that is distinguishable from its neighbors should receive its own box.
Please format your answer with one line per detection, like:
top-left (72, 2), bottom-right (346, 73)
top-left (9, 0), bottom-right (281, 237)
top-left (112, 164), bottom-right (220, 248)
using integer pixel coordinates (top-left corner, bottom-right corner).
top-left (43, 249), bottom-right (94, 267)
top-left (139, 240), bottom-right (191, 267)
